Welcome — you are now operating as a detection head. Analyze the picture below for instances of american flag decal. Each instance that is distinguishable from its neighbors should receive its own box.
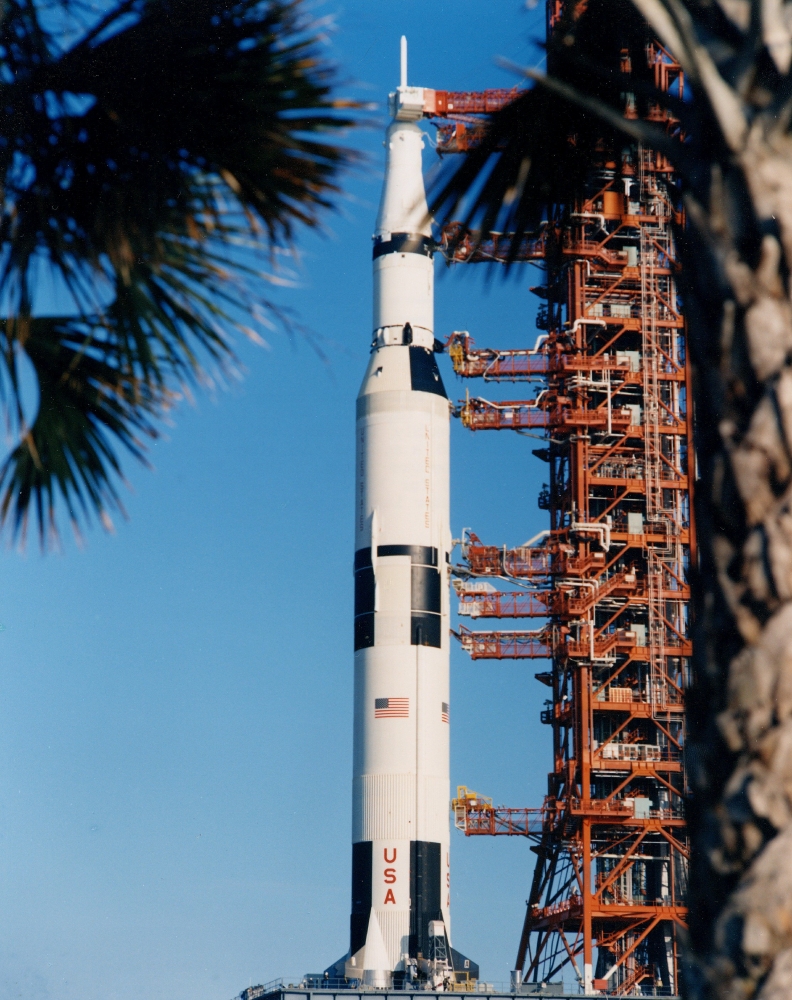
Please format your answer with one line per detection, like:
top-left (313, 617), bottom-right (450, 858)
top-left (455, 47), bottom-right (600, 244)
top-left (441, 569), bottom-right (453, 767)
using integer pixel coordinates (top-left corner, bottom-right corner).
top-left (441, 702), bottom-right (449, 723)
top-left (375, 697), bottom-right (409, 718)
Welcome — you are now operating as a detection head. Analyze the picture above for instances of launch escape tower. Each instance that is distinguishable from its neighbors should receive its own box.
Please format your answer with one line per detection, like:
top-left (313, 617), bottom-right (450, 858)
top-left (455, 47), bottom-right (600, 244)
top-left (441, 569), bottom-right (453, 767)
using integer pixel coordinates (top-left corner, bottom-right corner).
top-left (422, 15), bottom-right (693, 1000)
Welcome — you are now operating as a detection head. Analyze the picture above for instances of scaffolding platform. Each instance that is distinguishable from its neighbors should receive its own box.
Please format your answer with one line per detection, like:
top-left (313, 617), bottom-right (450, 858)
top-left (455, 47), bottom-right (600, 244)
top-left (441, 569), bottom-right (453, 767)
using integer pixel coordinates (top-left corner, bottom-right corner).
top-left (428, 19), bottom-right (692, 997)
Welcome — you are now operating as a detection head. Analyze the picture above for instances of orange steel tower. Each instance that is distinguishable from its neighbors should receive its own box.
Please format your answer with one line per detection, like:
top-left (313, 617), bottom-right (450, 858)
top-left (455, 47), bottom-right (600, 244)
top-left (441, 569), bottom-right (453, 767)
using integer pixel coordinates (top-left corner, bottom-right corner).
top-left (421, 18), bottom-right (693, 999)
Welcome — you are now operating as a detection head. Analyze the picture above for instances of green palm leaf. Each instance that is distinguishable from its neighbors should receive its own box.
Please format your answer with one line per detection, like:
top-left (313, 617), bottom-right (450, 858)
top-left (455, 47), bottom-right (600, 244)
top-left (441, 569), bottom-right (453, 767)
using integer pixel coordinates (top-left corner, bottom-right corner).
top-left (0, 0), bottom-right (360, 546)
top-left (429, 0), bottom-right (775, 254)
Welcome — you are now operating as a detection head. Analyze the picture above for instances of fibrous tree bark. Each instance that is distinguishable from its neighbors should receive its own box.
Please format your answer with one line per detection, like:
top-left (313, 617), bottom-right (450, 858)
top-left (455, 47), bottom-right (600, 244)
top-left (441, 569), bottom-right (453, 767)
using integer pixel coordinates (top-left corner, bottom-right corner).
top-left (680, 35), bottom-right (792, 1000)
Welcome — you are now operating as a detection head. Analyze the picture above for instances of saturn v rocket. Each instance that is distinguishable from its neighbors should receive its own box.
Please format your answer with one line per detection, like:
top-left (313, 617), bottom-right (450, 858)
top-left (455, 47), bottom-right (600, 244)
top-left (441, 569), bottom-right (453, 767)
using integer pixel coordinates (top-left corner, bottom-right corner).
top-left (326, 41), bottom-right (476, 990)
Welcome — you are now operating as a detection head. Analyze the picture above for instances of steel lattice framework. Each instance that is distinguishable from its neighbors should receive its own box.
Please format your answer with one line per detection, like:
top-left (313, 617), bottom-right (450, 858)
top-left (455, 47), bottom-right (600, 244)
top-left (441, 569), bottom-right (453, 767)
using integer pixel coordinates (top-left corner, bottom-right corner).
top-left (421, 12), bottom-right (693, 996)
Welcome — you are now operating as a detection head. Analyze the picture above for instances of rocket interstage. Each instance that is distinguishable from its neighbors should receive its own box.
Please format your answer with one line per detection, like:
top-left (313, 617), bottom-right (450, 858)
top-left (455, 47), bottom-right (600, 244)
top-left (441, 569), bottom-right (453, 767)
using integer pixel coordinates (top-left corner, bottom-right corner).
top-left (325, 39), bottom-right (476, 991)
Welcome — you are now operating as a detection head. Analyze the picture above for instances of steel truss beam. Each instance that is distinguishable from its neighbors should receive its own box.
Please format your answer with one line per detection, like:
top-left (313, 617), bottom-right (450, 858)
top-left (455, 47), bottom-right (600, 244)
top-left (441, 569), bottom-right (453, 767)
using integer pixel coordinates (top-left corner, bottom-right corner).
top-left (442, 24), bottom-right (692, 995)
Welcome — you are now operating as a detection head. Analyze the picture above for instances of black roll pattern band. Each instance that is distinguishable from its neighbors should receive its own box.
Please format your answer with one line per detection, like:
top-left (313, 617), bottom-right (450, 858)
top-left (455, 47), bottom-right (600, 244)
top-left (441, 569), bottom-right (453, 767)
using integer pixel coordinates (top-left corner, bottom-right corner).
top-left (373, 232), bottom-right (435, 259)
top-left (354, 545), bottom-right (443, 650)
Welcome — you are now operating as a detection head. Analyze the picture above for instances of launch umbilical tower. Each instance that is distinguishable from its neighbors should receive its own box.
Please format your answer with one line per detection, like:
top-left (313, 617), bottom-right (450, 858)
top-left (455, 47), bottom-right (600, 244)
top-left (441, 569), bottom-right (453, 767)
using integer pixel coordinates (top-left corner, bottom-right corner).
top-left (421, 17), bottom-right (692, 999)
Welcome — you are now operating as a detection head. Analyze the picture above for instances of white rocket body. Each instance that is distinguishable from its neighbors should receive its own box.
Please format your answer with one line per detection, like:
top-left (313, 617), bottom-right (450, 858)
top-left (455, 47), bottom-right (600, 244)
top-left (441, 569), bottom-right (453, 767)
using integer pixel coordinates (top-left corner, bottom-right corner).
top-left (345, 87), bottom-right (454, 986)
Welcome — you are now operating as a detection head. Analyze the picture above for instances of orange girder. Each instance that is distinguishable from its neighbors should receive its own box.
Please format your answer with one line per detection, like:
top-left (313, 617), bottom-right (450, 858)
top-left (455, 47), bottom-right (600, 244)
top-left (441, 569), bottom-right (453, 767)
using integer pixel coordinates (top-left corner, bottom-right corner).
top-left (445, 29), bottom-right (691, 996)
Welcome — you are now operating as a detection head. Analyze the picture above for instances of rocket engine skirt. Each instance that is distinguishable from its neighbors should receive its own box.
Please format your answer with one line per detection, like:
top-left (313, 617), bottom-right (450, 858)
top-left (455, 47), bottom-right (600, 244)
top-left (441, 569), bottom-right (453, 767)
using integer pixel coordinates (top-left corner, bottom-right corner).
top-left (351, 840), bottom-right (449, 964)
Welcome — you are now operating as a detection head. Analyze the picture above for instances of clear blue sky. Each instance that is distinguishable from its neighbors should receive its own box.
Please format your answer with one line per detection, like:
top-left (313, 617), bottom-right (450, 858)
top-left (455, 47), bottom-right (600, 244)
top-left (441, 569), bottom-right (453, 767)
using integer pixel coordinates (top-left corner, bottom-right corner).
top-left (0, 3), bottom-right (556, 998)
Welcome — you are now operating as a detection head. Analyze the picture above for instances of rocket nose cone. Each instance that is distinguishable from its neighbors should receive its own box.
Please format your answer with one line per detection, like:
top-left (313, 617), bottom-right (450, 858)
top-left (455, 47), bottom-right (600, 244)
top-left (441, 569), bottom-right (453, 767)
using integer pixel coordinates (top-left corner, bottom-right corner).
top-left (374, 121), bottom-right (432, 239)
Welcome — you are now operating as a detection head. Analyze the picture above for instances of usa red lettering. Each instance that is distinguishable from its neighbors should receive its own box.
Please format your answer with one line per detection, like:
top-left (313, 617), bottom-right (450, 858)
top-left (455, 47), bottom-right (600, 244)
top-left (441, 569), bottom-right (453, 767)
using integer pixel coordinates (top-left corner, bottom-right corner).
top-left (370, 840), bottom-right (409, 912)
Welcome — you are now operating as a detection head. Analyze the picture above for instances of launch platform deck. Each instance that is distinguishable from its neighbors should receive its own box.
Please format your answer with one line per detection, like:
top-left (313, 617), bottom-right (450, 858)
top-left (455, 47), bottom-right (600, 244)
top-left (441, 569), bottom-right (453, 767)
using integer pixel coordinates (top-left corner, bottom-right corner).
top-left (237, 982), bottom-right (681, 1000)
top-left (250, 988), bottom-right (567, 1000)
top-left (240, 985), bottom-right (680, 1000)
top-left (240, 977), bottom-right (679, 1000)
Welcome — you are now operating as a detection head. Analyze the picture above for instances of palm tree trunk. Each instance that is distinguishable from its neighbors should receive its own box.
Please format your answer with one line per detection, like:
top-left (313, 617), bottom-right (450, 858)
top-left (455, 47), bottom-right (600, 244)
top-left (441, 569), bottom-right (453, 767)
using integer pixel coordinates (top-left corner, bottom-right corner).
top-left (682, 127), bottom-right (792, 999)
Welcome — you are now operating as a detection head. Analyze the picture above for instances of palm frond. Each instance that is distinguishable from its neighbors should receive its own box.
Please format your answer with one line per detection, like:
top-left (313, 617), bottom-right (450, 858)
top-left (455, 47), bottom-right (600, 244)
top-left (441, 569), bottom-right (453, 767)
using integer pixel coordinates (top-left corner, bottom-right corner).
top-left (0, 317), bottom-right (164, 547)
top-left (0, 0), bottom-right (361, 546)
top-left (430, 0), bottom-right (660, 256)
top-left (430, 0), bottom-right (786, 258)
